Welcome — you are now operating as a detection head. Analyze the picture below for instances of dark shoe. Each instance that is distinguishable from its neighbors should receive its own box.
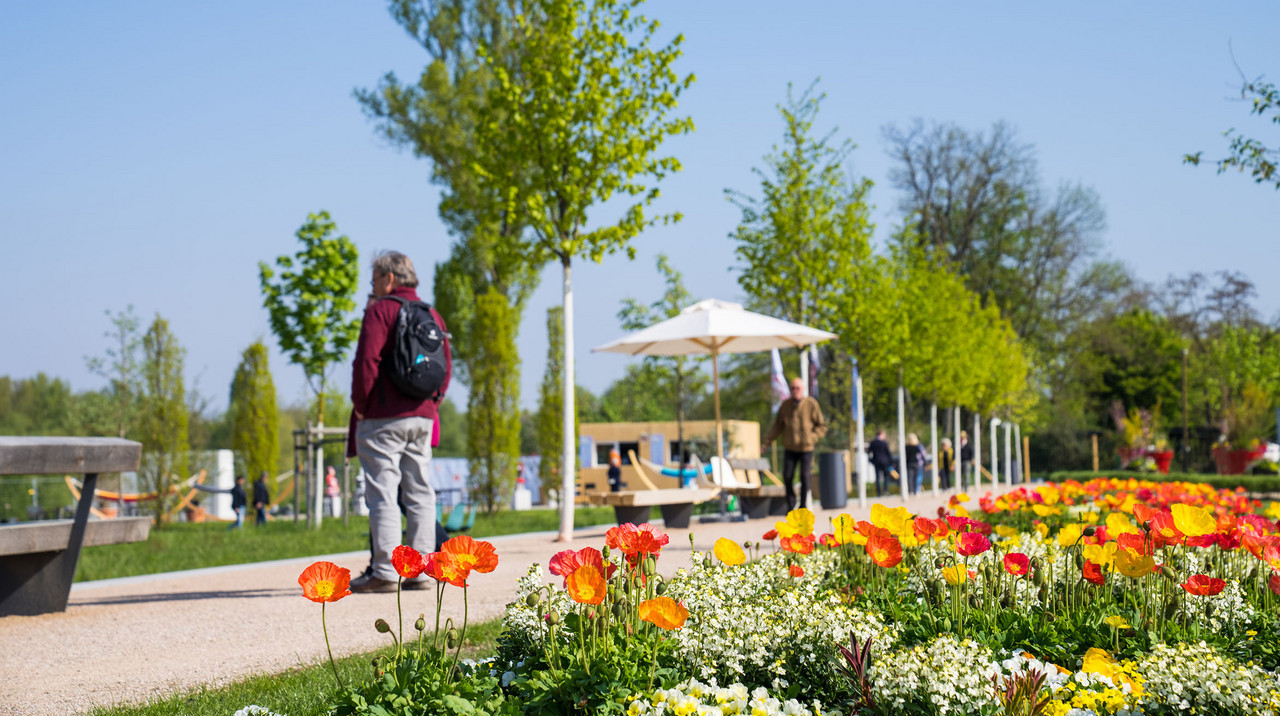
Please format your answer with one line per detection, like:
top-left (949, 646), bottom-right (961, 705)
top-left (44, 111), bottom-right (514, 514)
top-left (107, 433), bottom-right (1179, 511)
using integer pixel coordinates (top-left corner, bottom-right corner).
top-left (349, 572), bottom-right (398, 594)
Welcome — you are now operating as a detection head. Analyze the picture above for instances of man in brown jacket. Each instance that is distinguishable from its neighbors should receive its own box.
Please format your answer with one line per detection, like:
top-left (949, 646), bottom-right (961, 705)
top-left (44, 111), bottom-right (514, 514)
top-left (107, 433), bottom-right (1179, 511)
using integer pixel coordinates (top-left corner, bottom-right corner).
top-left (762, 377), bottom-right (827, 510)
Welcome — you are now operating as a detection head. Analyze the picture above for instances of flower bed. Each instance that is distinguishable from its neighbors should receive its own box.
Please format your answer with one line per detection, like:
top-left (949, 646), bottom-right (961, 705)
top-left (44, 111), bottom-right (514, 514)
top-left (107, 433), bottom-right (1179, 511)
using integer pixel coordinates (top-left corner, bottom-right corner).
top-left (290, 478), bottom-right (1280, 715)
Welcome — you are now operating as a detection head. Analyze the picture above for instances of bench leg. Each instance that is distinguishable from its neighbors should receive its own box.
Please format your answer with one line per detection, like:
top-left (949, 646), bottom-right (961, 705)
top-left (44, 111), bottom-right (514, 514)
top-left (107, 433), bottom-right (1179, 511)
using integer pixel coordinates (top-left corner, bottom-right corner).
top-left (738, 496), bottom-right (771, 520)
top-left (0, 473), bottom-right (97, 617)
top-left (659, 503), bottom-right (694, 529)
top-left (613, 505), bottom-right (650, 527)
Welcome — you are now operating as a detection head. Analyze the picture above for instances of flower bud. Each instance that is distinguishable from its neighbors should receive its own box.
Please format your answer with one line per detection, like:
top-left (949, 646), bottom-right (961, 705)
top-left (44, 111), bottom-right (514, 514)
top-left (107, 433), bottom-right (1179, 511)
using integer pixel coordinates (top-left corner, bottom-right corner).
top-left (1082, 526), bottom-right (1097, 537)
top-left (601, 545), bottom-right (611, 560)
top-left (525, 593), bottom-right (540, 608)
top-left (612, 602), bottom-right (626, 618)
top-left (655, 581), bottom-right (667, 596)
top-left (643, 556), bottom-right (657, 575)
top-left (1164, 600), bottom-right (1178, 621)
top-left (1159, 564), bottom-right (1178, 582)
top-left (546, 610), bottom-right (560, 625)
top-left (446, 627), bottom-right (459, 649)
top-left (1074, 552), bottom-right (1085, 569)
top-left (942, 617), bottom-right (953, 633)
top-left (414, 615), bottom-right (426, 632)
top-left (374, 618), bottom-right (391, 634)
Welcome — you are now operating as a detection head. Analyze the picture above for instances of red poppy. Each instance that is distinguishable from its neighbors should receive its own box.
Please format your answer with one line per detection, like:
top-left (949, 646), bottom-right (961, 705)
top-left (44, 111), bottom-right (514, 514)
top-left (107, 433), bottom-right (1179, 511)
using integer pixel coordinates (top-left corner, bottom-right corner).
top-left (914, 516), bottom-right (939, 541)
top-left (1242, 533), bottom-right (1280, 560)
top-left (1262, 545), bottom-right (1280, 573)
top-left (631, 523), bottom-right (671, 556)
top-left (865, 534), bottom-right (903, 568)
top-left (1181, 574), bottom-right (1226, 596)
top-left (1217, 530), bottom-right (1241, 551)
top-left (1148, 512), bottom-right (1184, 548)
top-left (299, 561), bottom-right (353, 603)
top-left (605, 523), bottom-right (637, 552)
top-left (789, 564), bottom-right (804, 578)
top-left (1269, 573), bottom-right (1280, 597)
top-left (818, 533), bottom-right (838, 547)
top-left (1117, 532), bottom-right (1153, 557)
top-left (857, 521), bottom-right (891, 540)
top-left (762, 528), bottom-right (779, 541)
top-left (549, 547), bottom-right (616, 586)
top-left (392, 545), bottom-right (425, 580)
top-left (956, 532), bottom-right (991, 557)
top-left (781, 533), bottom-right (815, 555)
top-left (1082, 559), bottom-right (1105, 586)
top-left (1003, 552), bottom-right (1030, 577)
top-left (946, 515), bottom-right (974, 532)
top-left (1186, 533), bottom-right (1219, 549)
top-left (1133, 503), bottom-right (1159, 526)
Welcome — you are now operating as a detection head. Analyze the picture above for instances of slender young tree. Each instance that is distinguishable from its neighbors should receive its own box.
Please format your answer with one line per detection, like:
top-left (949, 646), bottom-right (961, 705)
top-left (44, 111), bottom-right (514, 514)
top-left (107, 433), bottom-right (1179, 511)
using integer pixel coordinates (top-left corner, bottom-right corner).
top-left (230, 340), bottom-right (279, 482)
top-left (138, 315), bottom-right (189, 525)
top-left (84, 306), bottom-right (143, 439)
top-left (535, 307), bottom-right (574, 503)
top-left (466, 288), bottom-right (522, 513)
top-left (258, 211), bottom-right (361, 423)
top-left (471, 0), bottom-right (695, 540)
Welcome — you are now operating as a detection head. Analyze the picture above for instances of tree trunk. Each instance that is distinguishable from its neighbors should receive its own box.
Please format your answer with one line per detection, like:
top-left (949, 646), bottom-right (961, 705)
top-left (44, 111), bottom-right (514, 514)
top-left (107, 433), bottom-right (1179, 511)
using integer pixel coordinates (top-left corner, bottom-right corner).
top-left (897, 366), bottom-right (908, 502)
top-left (929, 402), bottom-right (939, 498)
top-left (854, 362), bottom-right (866, 507)
top-left (558, 257), bottom-right (576, 542)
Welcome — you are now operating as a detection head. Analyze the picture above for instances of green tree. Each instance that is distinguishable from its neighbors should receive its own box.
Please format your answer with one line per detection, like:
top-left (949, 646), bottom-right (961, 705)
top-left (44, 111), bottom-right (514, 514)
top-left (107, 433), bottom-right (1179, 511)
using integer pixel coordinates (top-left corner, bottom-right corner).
top-left (470, 0), bottom-right (695, 539)
top-left (84, 306), bottom-right (143, 439)
top-left (466, 288), bottom-right (521, 513)
top-left (618, 254), bottom-right (706, 465)
top-left (258, 211), bottom-right (360, 424)
top-left (1073, 308), bottom-right (1183, 427)
top-left (229, 341), bottom-right (279, 481)
top-left (594, 363), bottom-right (679, 423)
top-left (535, 307), bottom-right (573, 503)
top-left (138, 315), bottom-right (189, 525)
top-left (435, 397), bottom-right (468, 458)
top-left (1185, 76), bottom-right (1280, 189)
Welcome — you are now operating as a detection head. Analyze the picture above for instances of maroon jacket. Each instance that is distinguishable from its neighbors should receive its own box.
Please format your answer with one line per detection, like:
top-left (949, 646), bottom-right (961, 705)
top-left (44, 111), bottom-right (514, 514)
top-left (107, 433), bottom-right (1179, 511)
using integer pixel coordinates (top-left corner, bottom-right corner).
top-left (347, 286), bottom-right (451, 454)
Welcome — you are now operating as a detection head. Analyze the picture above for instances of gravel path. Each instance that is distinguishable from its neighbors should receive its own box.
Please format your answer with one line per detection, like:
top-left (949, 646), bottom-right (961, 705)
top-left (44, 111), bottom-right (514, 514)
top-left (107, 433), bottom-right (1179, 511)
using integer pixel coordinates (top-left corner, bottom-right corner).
top-left (1, 489), bottom-right (960, 715)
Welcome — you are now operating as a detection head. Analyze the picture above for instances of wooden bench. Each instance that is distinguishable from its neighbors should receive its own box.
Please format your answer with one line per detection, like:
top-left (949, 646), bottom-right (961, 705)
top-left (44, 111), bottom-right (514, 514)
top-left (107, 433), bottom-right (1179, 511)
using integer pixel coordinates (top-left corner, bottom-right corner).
top-left (0, 436), bottom-right (145, 616)
top-left (724, 458), bottom-right (789, 519)
top-left (585, 487), bottom-right (719, 529)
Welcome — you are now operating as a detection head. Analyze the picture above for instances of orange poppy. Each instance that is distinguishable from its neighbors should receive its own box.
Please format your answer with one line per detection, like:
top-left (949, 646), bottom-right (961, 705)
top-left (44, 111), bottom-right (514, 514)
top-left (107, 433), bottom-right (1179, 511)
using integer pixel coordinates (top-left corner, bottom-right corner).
top-left (1117, 532), bottom-right (1153, 557)
top-left (392, 545), bottom-right (425, 580)
top-left (1148, 512), bottom-right (1184, 548)
top-left (762, 528), bottom-right (779, 541)
top-left (955, 532), bottom-right (991, 557)
top-left (857, 520), bottom-right (892, 540)
top-left (299, 561), bottom-right (352, 603)
top-left (865, 534), bottom-right (903, 568)
top-left (566, 563), bottom-right (607, 604)
top-left (1180, 574), bottom-right (1226, 596)
top-left (1133, 503), bottom-right (1159, 526)
top-left (1003, 552), bottom-right (1030, 577)
top-left (549, 547), bottom-right (616, 586)
top-left (424, 551), bottom-right (467, 587)
top-left (913, 516), bottom-right (939, 542)
top-left (638, 596), bottom-right (688, 629)
top-left (781, 533), bottom-right (815, 555)
top-left (440, 535), bottom-right (499, 577)
top-left (1262, 545), bottom-right (1280, 572)
top-left (789, 564), bottom-right (805, 578)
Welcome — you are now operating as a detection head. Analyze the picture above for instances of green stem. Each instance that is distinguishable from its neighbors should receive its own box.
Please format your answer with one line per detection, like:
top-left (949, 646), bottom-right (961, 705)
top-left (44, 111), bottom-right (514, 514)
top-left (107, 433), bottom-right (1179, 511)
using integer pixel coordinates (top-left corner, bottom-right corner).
top-left (396, 577), bottom-right (404, 661)
top-left (322, 603), bottom-right (344, 689)
top-left (449, 585), bottom-right (470, 684)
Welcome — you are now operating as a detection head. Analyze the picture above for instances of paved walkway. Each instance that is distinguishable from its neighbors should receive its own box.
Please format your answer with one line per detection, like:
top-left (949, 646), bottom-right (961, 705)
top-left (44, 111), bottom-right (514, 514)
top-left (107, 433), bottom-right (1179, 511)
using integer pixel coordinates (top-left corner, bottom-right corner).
top-left (1, 488), bottom-right (963, 715)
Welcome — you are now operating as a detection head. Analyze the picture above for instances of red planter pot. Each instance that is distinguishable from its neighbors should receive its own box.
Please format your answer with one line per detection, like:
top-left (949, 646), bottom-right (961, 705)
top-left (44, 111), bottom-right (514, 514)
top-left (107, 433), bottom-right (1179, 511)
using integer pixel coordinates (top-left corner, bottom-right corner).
top-left (1211, 446), bottom-right (1267, 475)
top-left (1146, 450), bottom-right (1174, 475)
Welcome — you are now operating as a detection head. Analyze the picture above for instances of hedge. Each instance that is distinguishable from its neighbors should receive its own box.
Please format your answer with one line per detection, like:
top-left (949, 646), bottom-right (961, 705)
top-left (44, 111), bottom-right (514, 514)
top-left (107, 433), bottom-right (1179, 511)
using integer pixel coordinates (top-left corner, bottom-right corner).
top-left (1046, 469), bottom-right (1280, 493)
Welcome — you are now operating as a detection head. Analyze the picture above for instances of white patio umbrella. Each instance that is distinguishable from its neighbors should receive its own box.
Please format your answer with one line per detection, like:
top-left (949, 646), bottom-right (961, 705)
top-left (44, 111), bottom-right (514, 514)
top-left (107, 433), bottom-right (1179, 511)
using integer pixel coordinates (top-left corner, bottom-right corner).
top-left (592, 299), bottom-right (837, 459)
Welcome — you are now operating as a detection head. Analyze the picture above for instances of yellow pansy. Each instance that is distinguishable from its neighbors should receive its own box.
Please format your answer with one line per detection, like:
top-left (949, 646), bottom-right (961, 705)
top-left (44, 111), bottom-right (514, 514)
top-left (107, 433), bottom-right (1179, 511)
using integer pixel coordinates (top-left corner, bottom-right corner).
top-left (776, 507), bottom-right (815, 538)
top-left (1057, 523), bottom-right (1084, 548)
top-left (1170, 503), bottom-right (1215, 537)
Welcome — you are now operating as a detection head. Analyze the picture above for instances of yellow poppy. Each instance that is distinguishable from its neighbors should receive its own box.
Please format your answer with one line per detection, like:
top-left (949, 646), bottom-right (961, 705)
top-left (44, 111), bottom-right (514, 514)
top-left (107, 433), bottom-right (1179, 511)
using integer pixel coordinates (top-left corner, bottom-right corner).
top-left (831, 514), bottom-right (858, 545)
top-left (1037, 485), bottom-right (1061, 506)
top-left (995, 525), bottom-right (1019, 539)
top-left (1106, 512), bottom-right (1140, 537)
top-left (1083, 542), bottom-right (1117, 569)
top-left (1170, 503), bottom-right (1215, 538)
top-left (1057, 523), bottom-right (1084, 548)
top-left (1114, 550), bottom-right (1154, 579)
top-left (1032, 504), bottom-right (1060, 517)
top-left (712, 537), bottom-right (745, 566)
top-left (871, 503), bottom-right (913, 537)
top-left (775, 508), bottom-right (815, 539)
top-left (941, 565), bottom-right (967, 585)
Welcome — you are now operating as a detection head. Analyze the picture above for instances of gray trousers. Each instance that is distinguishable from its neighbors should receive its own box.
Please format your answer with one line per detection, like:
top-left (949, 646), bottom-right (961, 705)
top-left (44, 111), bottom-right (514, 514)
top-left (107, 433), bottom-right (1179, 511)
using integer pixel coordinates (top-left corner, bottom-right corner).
top-left (356, 416), bottom-right (435, 581)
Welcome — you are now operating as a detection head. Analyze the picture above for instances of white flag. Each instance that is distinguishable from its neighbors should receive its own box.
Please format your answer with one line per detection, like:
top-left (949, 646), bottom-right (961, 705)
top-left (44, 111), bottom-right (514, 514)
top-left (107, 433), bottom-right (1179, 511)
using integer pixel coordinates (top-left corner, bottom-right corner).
top-left (770, 348), bottom-right (788, 409)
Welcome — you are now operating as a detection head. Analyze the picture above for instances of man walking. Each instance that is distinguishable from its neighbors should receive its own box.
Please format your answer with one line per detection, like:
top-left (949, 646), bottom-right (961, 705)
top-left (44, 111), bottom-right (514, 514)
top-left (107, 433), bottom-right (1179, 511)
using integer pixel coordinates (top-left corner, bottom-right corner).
top-left (761, 377), bottom-right (827, 511)
top-left (349, 251), bottom-right (451, 593)
top-left (868, 430), bottom-right (894, 497)
top-left (252, 471), bottom-right (270, 526)
top-left (228, 475), bottom-right (246, 530)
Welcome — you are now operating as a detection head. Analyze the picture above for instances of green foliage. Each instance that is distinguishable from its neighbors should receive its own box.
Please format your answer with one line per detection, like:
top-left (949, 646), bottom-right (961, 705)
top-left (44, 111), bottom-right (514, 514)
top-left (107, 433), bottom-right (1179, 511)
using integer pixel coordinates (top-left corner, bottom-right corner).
top-left (258, 211), bottom-right (360, 421)
top-left (332, 655), bottom-right (517, 716)
top-left (138, 315), bottom-right (189, 525)
top-left (467, 288), bottom-right (522, 513)
top-left (84, 306), bottom-right (143, 438)
top-left (1185, 77), bottom-right (1280, 189)
top-left (535, 307), bottom-right (573, 497)
top-left (230, 340), bottom-right (279, 481)
top-left (1072, 308), bottom-right (1183, 429)
top-left (435, 397), bottom-right (467, 458)
top-left (1204, 324), bottom-right (1280, 445)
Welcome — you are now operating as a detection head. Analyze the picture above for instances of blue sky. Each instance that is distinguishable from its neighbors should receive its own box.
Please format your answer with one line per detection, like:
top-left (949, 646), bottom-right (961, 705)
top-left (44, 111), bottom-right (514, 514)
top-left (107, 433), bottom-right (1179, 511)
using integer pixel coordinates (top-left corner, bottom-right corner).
top-left (2, 1), bottom-right (1277, 413)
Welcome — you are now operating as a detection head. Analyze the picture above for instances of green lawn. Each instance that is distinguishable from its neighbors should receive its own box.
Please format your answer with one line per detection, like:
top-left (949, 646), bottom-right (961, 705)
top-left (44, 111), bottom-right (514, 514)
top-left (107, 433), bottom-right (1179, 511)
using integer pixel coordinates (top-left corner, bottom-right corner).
top-left (77, 505), bottom-right (624, 582)
top-left (89, 618), bottom-right (505, 716)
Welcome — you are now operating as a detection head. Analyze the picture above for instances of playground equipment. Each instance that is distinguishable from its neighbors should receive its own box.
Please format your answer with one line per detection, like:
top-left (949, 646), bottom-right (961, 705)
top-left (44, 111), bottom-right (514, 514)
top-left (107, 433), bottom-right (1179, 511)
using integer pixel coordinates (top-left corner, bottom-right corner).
top-left (64, 471), bottom-right (208, 521)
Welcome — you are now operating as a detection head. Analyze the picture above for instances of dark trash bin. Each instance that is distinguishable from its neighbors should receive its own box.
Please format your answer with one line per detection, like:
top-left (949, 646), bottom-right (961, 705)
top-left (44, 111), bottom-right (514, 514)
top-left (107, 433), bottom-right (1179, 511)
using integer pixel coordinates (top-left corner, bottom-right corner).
top-left (818, 452), bottom-right (847, 510)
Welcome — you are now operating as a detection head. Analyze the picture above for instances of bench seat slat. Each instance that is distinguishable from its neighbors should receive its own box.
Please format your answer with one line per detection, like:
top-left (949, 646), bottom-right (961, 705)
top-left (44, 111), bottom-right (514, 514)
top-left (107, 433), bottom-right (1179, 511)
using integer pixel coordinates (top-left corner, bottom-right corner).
top-left (0, 437), bottom-right (141, 476)
top-left (585, 488), bottom-right (718, 507)
top-left (0, 517), bottom-right (151, 556)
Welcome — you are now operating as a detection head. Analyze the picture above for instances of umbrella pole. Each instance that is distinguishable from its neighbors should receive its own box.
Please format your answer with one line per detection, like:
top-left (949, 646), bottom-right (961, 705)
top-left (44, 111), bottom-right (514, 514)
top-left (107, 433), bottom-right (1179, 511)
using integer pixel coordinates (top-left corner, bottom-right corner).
top-left (713, 347), bottom-right (723, 461)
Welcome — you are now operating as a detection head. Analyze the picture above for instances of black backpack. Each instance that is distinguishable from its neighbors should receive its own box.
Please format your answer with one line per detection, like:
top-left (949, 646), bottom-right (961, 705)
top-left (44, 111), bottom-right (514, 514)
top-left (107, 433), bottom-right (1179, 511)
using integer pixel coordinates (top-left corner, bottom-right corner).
top-left (381, 296), bottom-right (449, 401)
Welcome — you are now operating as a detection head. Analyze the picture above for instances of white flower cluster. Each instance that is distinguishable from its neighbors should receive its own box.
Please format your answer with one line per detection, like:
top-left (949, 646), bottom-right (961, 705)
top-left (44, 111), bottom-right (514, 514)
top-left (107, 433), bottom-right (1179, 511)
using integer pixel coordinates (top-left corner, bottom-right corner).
top-left (663, 549), bottom-right (897, 692)
top-left (868, 635), bottom-right (1000, 715)
top-left (502, 563), bottom-right (573, 646)
top-left (232, 707), bottom-right (284, 716)
top-left (1167, 551), bottom-right (1256, 634)
top-left (1132, 641), bottom-right (1280, 715)
top-left (625, 677), bottom-right (838, 716)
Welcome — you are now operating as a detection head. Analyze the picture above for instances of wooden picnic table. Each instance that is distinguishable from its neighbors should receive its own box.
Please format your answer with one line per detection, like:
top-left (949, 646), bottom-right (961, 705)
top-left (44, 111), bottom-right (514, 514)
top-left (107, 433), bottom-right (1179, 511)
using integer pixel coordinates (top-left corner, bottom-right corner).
top-left (0, 437), bottom-right (146, 616)
top-left (585, 487), bottom-right (720, 528)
